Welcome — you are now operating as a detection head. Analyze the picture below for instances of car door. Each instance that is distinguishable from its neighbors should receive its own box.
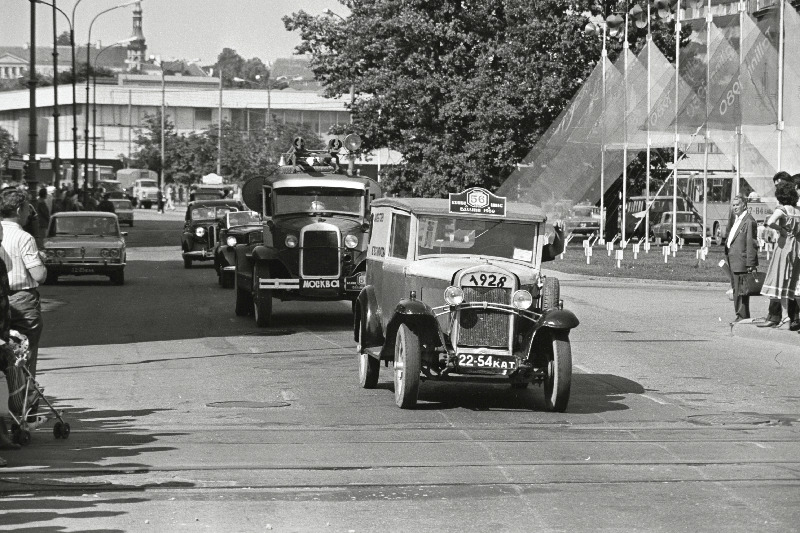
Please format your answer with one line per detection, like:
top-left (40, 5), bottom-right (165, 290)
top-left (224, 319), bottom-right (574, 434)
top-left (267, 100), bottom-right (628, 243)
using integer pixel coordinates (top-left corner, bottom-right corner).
top-left (380, 211), bottom-right (412, 328)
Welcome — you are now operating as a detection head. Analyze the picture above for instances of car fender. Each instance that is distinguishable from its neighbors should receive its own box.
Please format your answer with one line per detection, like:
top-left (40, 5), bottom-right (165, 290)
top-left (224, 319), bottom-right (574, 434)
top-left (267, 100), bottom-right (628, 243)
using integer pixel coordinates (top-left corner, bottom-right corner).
top-left (535, 309), bottom-right (580, 331)
top-left (379, 299), bottom-right (441, 361)
top-left (220, 245), bottom-right (236, 267)
top-left (355, 286), bottom-right (384, 348)
top-left (234, 244), bottom-right (254, 290)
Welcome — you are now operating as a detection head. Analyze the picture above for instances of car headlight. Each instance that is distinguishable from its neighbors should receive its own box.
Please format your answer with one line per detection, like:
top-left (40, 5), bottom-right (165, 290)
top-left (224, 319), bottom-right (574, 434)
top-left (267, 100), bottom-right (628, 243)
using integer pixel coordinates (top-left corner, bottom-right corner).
top-left (285, 235), bottom-right (298, 248)
top-left (45, 249), bottom-right (55, 258)
top-left (100, 249), bottom-right (110, 258)
top-left (511, 290), bottom-right (533, 310)
top-left (56, 249), bottom-right (66, 258)
top-left (344, 234), bottom-right (359, 249)
top-left (226, 236), bottom-right (237, 247)
top-left (195, 227), bottom-right (206, 237)
top-left (444, 286), bottom-right (464, 306)
top-left (109, 249), bottom-right (120, 258)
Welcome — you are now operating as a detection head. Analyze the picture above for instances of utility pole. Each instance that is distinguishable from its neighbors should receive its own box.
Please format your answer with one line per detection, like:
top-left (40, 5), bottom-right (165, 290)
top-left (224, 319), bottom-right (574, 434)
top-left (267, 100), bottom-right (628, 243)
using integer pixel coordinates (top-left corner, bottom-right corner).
top-left (51, 0), bottom-right (60, 187)
top-left (28, 0), bottom-right (39, 188)
top-left (217, 69), bottom-right (222, 175)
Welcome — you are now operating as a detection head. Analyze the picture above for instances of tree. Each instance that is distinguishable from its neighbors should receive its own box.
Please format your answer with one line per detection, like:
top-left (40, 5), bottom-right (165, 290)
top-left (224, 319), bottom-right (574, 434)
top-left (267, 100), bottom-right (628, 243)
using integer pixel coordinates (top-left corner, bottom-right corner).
top-left (284, 0), bottom-right (680, 197)
top-left (56, 30), bottom-right (71, 46)
top-left (0, 127), bottom-right (19, 169)
top-left (214, 49), bottom-right (275, 88)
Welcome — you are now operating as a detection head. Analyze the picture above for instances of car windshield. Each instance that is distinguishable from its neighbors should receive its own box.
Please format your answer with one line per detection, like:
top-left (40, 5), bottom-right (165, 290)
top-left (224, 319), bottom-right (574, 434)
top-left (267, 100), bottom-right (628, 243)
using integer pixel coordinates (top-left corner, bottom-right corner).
top-left (675, 213), bottom-right (697, 223)
top-left (138, 180), bottom-right (157, 188)
top-left (192, 206), bottom-right (238, 220)
top-left (228, 211), bottom-right (260, 226)
top-left (274, 187), bottom-right (363, 216)
top-left (111, 200), bottom-right (132, 210)
top-left (417, 216), bottom-right (537, 262)
top-left (51, 216), bottom-right (119, 237)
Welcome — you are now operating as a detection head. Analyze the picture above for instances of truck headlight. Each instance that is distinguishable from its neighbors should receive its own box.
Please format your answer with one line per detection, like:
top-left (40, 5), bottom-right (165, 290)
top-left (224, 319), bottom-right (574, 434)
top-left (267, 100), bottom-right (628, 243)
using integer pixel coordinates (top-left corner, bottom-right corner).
top-left (444, 286), bottom-right (464, 306)
top-left (226, 236), bottom-right (237, 247)
top-left (285, 235), bottom-right (298, 248)
top-left (195, 227), bottom-right (206, 237)
top-left (344, 234), bottom-right (359, 249)
top-left (512, 290), bottom-right (533, 310)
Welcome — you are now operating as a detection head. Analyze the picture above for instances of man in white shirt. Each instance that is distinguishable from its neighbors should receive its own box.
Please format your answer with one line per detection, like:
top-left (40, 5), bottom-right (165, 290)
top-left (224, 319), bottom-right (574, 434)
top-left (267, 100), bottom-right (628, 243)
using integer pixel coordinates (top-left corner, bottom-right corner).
top-left (0, 190), bottom-right (47, 379)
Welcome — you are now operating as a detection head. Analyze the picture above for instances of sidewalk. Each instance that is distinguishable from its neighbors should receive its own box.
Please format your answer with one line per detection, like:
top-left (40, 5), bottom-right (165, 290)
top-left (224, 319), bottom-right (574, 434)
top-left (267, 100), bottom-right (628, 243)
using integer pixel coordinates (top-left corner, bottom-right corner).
top-left (730, 318), bottom-right (800, 349)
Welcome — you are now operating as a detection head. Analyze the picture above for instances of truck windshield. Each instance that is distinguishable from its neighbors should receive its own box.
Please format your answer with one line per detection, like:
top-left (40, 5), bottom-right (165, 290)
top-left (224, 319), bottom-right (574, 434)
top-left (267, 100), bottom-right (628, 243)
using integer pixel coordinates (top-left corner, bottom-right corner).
top-left (274, 187), bottom-right (363, 216)
top-left (417, 216), bottom-right (537, 262)
top-left (138, 180), bottom-right (157, 188)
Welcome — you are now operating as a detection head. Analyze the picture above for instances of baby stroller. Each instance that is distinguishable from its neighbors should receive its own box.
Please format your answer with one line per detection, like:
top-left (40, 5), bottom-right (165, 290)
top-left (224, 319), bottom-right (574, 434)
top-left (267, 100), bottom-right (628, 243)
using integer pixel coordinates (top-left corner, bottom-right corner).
top-left (3, 330), bottom-right (69, 445)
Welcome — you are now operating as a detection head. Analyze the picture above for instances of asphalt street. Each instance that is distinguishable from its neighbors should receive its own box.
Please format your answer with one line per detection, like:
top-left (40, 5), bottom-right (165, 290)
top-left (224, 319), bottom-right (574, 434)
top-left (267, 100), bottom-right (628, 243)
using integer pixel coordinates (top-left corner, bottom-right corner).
top-left (1, 210), bottom-right (798, 532)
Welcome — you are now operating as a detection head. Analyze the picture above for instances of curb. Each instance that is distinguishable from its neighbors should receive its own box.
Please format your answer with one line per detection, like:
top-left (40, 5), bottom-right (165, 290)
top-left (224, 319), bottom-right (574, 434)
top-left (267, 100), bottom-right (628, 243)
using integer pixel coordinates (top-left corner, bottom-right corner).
top-left (730, 319), bottom-right (800, 349)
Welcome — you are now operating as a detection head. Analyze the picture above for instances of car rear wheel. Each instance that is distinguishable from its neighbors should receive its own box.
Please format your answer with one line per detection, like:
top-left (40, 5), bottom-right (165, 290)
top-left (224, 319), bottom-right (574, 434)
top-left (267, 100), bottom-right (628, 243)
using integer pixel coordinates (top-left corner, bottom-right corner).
top-left (543, 331), bottom-right (572, 412)
top-left (234, 267), bottom-right (253, 317)
top-left (540, 277), bottom-right (560, 312)
top-left (394, 323), bottom-right (421, 409)
top-left (357, 316), bottom-right (379, 389)
top-left (253, 263), bottom-right (272, 327)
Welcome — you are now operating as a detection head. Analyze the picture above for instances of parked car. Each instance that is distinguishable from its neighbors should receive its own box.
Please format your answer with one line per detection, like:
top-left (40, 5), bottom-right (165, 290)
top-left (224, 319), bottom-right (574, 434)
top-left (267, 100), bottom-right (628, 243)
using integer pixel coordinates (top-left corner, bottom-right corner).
top-left (110, 198), bottom-right (134, 226)
top-left (651, 211), bottom-right (704, 244)
top-left (233, 136), bottom-right (382, 327)
top-left (42, 212), bottom-right (127, 285)
top-left (214, 210), bottom-right (262, 288)
top-left (354, 188), bottom-right (578, 410)
top-left (565, 203), bottom-right (601, 237)
top-left (133, 177), bottom-right (159, 209)
top-left (181, 200), bottom-right (244, 268)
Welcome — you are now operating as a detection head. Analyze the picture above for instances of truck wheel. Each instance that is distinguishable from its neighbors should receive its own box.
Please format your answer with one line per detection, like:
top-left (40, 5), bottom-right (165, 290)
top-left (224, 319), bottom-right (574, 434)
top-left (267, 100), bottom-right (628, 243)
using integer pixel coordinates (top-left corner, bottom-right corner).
top-left (253, 264), bottom-right (272, 327)
top-left (183, 256), bottom-right (192, 269)
top-left (234, 267), bottom-right (253, 317)
top-left (540, 277), bottom-right (560, 311)
top-left (543, 331), bottom-right (572, 412)
top-left (357, 316), bottom-right (379, 389)
top-left (394, 323), bottom-right (421, 409)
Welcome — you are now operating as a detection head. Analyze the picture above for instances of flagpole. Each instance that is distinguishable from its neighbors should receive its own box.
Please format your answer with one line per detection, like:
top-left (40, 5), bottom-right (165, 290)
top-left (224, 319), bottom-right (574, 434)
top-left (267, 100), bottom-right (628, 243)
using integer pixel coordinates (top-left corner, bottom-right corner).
top-left (645, 4), bottom-right (652, 248)
top-left (672, 0), bottom-right (681, 246)
top-left (777, 0), bottom-right (785, 170)
top-left (736, 0), bottom-right (744, 199)
top-left (600, 23), bottom-right (607, 245)
top-left (622, 11), bottom-right (629, 248)
top-left (703, 0), bottom-right (711, 248)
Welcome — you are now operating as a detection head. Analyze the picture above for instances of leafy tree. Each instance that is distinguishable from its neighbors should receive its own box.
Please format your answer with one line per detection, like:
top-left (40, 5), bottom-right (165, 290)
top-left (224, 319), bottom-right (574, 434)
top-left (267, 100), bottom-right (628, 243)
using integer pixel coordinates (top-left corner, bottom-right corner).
top-left (56, 30), bottom-right (72, 46)
top-left (284, 0), bottom-right (680, 197)
top-left (0, 127), bottom-right (19, 169)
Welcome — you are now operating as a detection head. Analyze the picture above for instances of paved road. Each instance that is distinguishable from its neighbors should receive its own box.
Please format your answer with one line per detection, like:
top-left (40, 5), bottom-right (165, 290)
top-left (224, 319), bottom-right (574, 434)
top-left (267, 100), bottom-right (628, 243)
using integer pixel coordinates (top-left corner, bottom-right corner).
top-left (1, 219), bottom-right (798, 532)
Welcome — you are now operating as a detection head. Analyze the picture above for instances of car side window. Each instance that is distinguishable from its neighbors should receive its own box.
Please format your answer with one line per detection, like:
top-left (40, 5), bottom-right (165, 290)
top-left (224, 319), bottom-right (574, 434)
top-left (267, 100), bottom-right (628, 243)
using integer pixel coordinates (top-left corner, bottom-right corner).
top-left (389, 213), bottom-right (411, 259)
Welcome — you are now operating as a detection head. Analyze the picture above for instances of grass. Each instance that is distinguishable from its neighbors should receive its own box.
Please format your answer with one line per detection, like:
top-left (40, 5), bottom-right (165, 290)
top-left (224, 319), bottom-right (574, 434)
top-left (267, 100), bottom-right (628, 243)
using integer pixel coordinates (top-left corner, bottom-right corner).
top-left (545, 240), bottom-right (765, 283)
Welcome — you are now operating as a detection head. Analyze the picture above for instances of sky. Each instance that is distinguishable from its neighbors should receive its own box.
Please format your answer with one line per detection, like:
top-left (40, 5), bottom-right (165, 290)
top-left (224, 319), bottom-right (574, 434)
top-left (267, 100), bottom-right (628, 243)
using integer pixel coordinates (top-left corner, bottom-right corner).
top-left (1, 0), bottom-right (349, 65)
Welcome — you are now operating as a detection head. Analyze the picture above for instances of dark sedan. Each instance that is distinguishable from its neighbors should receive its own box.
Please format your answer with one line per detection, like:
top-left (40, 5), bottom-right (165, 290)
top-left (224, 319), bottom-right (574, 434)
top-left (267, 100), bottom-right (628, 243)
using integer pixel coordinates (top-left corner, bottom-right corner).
top-left (181, 200), bottom-right (244, 268)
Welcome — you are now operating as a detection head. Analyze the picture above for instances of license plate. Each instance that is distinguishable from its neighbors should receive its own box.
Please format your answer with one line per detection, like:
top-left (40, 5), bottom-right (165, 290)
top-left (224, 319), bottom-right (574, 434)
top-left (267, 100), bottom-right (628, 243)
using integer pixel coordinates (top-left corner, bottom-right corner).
top-left (462, 272), bottom-right (509, 287)
top-left (72, 267), bottom-right (95, 273)
top-left (457, 354), bottom-right (516, 370)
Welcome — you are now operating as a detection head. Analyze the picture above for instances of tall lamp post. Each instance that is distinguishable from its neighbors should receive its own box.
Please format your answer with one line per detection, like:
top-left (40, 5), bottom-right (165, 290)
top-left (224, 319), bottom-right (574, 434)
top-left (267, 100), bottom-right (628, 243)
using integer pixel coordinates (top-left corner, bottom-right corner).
top-left (148, 55), bottom-right (167, 193)
top-left (584, 16), bottom-right (609, 243)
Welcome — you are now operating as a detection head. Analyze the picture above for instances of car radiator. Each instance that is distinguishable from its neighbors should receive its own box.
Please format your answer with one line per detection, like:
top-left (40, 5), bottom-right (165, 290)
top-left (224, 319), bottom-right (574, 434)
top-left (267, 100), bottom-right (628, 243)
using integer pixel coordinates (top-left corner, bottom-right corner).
top-left (206, 225), bottom-right (217, 248)
top-left (302, 230), bottom-right (339, 277)
top-left (458, 286), bottom-right (511, 348)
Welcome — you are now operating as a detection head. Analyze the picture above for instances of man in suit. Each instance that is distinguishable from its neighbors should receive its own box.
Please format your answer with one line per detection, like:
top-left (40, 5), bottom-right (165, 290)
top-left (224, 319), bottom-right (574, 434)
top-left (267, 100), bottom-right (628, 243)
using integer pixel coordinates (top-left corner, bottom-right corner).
top-left (726, 194), bottom-right (759, 321)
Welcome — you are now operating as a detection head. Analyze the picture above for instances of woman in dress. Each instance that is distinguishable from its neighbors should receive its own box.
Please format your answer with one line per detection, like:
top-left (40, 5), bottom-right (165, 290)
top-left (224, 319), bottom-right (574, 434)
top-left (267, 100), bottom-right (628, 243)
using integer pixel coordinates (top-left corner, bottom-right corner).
top-left (760, 182), bottom-right (800, 320)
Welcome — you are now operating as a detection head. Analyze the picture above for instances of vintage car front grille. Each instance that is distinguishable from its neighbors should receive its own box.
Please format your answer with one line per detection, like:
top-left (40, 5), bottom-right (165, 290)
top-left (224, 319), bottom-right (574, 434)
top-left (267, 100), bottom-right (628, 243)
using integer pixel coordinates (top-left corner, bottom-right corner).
top-left (206, 225), bottom-right (217, 248)
top-left (458, 286), bottom-right (511, 348)
top-left (302, 230), bottom-right (339, 276)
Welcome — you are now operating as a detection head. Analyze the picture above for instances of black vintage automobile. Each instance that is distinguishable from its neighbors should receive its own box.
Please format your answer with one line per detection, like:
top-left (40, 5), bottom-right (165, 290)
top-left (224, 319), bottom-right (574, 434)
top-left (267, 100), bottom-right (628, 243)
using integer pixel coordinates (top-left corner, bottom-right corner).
top-left (214, 210), bottom-right (262, 288)
top-left (233, 135), bottom-right (381, 326)
top-left (181, 199), bottom-right (244, 268)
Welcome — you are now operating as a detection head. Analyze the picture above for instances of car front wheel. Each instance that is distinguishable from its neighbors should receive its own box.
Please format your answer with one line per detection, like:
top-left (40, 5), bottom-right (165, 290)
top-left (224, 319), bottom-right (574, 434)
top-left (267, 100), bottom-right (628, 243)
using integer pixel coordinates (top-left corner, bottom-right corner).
top-left (543, 331), bottom-right (572, 412)
top-left (357, 315), bottom-right (379, 389)
top-left (394, 323), bottom-right (421, 409)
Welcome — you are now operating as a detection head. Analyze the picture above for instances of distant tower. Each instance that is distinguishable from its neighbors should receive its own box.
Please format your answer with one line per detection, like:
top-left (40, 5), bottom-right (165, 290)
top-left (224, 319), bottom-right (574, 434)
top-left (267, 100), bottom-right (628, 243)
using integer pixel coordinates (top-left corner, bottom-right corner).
top-left (126, 1), bottom-right (146, 71)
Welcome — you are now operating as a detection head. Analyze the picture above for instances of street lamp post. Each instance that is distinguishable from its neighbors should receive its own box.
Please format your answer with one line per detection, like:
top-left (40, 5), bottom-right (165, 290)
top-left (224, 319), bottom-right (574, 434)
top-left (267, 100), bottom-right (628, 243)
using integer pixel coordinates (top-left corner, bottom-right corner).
top-left (27, 0), bottom-right (38, 188)
top-left (50, 0), bottom-right (60, 188)
top-left (218, 68), bottom-right (223, 175)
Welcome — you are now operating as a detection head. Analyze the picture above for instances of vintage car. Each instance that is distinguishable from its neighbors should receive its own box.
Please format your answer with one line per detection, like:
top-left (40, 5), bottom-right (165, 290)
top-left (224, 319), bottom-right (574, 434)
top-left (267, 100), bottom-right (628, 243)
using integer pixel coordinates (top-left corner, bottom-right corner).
top-left (214, 210), bottom-right (262, 288)
top-left (42, 212), bottom-right (127, 285)
top-left (565, 203), bottom-right (601, 237)
top-left (652, 211), bottom-right (703, 244)
top-left (181, 199), bottom-right (244, 268)
top-left (354, 188), bottom-right (578, 410)
top-left (233, 135), bottom-right (381, 326)
top-left (110, 198), bottom-right (134, 226)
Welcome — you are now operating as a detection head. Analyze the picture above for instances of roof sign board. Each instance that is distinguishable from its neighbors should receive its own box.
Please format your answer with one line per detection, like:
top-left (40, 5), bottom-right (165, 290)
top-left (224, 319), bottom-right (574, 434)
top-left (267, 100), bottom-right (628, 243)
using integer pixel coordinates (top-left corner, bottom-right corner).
top-left (449, 187), bottom-right (506, 217)
top-left (39, 158), bottom-right (52, 170)
top-left (201, 173), bottom-right (223, 185)
top-left (6, 157), bottom-right (25, 170)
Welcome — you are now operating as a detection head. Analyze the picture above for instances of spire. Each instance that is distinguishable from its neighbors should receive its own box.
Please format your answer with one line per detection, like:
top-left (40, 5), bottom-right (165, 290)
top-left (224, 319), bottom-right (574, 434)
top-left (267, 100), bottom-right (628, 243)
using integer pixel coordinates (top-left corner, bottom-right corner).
top-left (126, 1), bottom-right (146, 71)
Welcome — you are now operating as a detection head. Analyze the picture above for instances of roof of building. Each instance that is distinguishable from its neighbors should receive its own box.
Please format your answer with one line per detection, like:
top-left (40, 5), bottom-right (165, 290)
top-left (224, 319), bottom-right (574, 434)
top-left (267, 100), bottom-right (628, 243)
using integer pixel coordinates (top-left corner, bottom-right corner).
top-left (0, 45), bottom-right (129, 70)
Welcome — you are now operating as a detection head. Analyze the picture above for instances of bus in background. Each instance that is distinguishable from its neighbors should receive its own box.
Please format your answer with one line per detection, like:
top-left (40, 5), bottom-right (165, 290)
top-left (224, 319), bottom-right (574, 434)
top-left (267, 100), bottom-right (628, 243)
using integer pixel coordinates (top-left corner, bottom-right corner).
top-left (624, 195), bottom-right (689, 242)
top-left (61, 165), bottom-right (116, 190)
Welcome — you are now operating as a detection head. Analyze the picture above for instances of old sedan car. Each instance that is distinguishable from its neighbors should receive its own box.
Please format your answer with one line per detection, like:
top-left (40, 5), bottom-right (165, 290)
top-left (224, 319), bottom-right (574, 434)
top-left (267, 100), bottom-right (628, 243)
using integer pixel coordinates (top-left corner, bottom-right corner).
top-left (110, 198), bottom-right (134, 226)
top-left (181, 199), bottom-right (244, 268)
top-left (652, 211), bottom-right (703, 244)
top-left (355, 188), bottom-right (578, 411)
top-left (214, 210), bottom-right (262, 288)
top-left (565, 203), bottom-right (601, 237)
top-left (42, 212), bottom-right (127, 285)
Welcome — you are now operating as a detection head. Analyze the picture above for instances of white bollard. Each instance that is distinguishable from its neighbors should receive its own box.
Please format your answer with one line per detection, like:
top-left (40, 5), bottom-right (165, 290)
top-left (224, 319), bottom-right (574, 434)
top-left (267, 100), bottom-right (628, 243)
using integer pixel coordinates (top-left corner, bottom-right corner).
top-left (644, 241), bottom-right (651, 253)
top-left (615, 249), bottom-right (623, 268)
top-left (633, 242), bottom-right (640, 260)
top-left (585, 246), bottom-right (592, 264)
top-left (670, 242), bottom-right (678, 257)
top-left (607, 241), bottom-right (614, 256)
top-left (662, 245), bottom-right (670, 263)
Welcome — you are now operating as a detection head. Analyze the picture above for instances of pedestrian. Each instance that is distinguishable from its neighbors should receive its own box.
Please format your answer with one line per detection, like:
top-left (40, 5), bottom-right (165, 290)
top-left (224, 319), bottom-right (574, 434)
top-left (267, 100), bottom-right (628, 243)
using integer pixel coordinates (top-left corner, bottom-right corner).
top-left (725, 194), bottom-right (759, 322)
top-left (157, 189), bottom-right (165, 213)
top-left (35, 188), bottom-right (50, 246)
top-left (51, 188), bottom-right (65, 215)
top-left (166, 185), bottom-right (176, 210)
top-left (97, 193), bottom-right (115, 214)
top-left (759, 182), bottom-right (800, 327)
top-left (85, 191), bottom-right (100, 211)
top-left (0, 190), bottom-right (47, 380)
top-left (0, 222), bottom-right (22, 466)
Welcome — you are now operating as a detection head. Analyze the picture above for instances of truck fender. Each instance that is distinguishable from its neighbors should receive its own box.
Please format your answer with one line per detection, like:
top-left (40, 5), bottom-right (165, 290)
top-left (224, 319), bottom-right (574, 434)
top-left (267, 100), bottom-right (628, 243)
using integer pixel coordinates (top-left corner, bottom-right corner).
top-left (221, 246), bottom-right (237, 267)
top-left (234, 244), bottom-right (254, 291)
top-left (355, 286), bottom-right (384, 349)
top-left (379, 299), bottom-right (441, 361)
top-left (252, 245), bottom-right (280, 262)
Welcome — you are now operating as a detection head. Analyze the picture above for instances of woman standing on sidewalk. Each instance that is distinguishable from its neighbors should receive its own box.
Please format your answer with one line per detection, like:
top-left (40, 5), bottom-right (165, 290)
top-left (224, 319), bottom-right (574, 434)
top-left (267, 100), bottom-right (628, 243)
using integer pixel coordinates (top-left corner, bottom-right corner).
top-left (760, 182), bottom-right (800, 323)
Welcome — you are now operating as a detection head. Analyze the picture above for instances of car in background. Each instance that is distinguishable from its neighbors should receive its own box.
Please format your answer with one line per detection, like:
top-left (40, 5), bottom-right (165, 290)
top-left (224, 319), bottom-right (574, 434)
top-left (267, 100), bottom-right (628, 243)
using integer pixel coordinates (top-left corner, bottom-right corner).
top-left (354, 188), bottom-right (579, 410)
top-left (214, 210), bottom-right (262, 288)
top-left (565, 203), bottom-right (601, 237)
top-left (96, 179), bottom-right (126, 200)
top-left (651, 211), bottom-right (704, 244)
top-left (133, 177), bottom-right (160, 209)
top-left (110, 198), bottom-right (134, 226)
top-left (42, 212), bottom-right (127, 285)
top-left (181, 200), bottom-right (244, 269)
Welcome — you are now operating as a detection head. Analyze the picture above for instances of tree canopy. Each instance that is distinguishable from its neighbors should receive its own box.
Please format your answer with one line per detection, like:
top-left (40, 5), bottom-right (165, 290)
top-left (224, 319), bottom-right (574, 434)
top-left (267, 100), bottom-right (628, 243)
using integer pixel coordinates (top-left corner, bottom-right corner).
top-left (0, 126), bottom-right (18, 169)
top-left (284, 0), bottom-right (679, 197)
top-left (214, 48), bottom-right (272, 88)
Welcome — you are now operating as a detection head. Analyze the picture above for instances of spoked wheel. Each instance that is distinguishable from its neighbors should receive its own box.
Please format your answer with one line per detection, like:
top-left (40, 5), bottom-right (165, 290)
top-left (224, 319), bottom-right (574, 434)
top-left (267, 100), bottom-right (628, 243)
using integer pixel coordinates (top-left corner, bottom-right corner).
top-left (394, 324), bottom-right (421, 409)
top-left (543, 331), bottom-right (572, 412)
top-left (253, 263), bottom-right (273, 327)
top-left (357, 316), bottom-right (379, 389)
top-left (234, 267), bottom-right (253, 316)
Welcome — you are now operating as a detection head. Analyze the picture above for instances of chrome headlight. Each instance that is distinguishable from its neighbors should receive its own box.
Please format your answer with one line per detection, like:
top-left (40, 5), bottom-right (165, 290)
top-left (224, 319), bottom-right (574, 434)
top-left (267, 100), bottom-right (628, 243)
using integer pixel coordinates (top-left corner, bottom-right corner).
top-left (45, 249), bottom-right (55, 258)
top-left (444, 286), bottom-right (464, 306)
top-left (56, 249), bottom-right (66, 258)
top-left (285, 235), bottom-right (298, 248)
top-left (109, 249), bottom-right (120, 258)
top-left (344, 234), bottom-right (359, 249)
top-left (195, 227), bottom-right (206, 237)
top-left (100, 249), bottom-right (110, 258)
top-left (511, 290), bottom-right (533, 310)
top-left (226, 236), bottom-right (237, 247)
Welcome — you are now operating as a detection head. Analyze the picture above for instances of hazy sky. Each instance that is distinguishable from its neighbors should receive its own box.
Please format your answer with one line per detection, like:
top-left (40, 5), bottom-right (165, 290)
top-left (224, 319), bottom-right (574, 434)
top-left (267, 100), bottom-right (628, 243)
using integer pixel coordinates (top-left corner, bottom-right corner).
top-left (1, 0), bottom-right (349, 65)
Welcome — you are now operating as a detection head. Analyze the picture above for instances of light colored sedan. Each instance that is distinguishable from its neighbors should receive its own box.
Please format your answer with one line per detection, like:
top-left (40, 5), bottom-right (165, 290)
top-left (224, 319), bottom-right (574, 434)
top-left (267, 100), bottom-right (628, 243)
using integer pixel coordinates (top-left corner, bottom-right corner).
top-left (110, 198), bottom-right (134, 226)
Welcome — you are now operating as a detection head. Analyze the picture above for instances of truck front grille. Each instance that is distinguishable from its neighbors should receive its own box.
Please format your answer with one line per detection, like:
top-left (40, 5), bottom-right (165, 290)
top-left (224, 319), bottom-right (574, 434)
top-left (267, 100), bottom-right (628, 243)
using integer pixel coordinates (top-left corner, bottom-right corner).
top-left (302, 230), bottom-right (339, 277)
top-left (458, 287), bottom-right (510, 348)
